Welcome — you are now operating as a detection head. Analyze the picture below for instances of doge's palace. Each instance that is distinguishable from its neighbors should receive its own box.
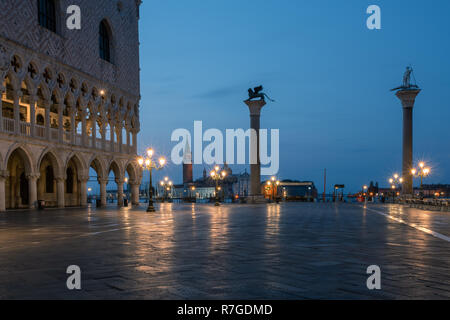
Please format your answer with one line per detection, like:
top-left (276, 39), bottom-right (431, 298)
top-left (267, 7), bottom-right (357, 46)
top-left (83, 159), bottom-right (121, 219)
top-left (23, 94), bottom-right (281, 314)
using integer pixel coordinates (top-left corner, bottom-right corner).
top-left (0, 0), bottom-right (143, 211)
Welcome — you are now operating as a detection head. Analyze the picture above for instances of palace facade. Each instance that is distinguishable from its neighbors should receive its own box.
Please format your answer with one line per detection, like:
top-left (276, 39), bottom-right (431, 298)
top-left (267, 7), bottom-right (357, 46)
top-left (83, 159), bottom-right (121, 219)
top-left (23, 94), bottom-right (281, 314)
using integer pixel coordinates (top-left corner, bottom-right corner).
top-left (0, 0), bottom-right (142, 211)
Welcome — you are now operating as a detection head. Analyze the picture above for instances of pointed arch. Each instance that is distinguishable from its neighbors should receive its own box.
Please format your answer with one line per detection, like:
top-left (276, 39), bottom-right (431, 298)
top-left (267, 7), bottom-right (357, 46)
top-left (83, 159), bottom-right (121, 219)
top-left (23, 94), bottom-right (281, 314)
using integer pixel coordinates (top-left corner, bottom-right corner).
top-left (125, 161), bottom-right (138, 183)
top-left (65, 153), bottom-right (85, 207)
top-left (4, 144), bottom-right (34, 175)
top-left (5, 145), bottom-right (35, 209)
top-left (37, 148), bottom-right (62, 178)
top-left (64, 152), bottom-right (86, 174)
top-left (108, 159), bottom-right (123, 181)
top-left (88, 155), bottom-right (106, 180)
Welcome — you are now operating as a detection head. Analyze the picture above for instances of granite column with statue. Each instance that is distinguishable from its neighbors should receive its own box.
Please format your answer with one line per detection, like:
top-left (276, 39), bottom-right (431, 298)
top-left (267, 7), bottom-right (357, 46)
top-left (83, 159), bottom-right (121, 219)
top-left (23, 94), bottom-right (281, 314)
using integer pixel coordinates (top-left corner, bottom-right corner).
top-left (391, 66), bottom-right (421, 196)
top-left (244, 86), bottom-right (275, 200)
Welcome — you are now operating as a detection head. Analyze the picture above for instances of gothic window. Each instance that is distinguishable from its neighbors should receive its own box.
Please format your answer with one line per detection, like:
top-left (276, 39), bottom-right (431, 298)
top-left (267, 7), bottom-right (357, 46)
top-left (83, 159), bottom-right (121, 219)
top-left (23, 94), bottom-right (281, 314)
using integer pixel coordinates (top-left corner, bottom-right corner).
top-left (45, 166), bottom-right (54, 193)
top-left (38, 0), bottom-right (56, 32)
top-left (99, 21), bottom-right (111, 62)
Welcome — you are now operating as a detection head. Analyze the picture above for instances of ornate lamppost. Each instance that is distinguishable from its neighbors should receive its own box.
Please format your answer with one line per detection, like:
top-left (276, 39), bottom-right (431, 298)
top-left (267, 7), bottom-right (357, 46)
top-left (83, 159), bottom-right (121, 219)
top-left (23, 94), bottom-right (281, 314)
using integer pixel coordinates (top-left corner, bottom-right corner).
top-left (160, 177), bottom-right (173, 202)
top-left (411, 162), bottom-right (430, 196)
top-left (267, 176), bottom-right (280, 202)
top-left (389, 174), bottom-right (403, 202)
top-left (210, 165), bottom-right (227, 206)
top-left (138, 148), bottom-right (166, 212)
top-left (190, 186), bottom-right (196, 201)
top-left (363, 185), bottom-right (368, 204)
top-left (124, 177), bottom-right (129, 200)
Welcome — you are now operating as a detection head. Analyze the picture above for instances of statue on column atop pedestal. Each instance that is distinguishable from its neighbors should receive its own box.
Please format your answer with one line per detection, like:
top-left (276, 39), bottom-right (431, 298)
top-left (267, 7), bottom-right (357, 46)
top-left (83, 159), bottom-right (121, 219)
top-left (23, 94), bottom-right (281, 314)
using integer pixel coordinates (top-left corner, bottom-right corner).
top-left (247, 85), bottom-right (275, 102)
top-left (391, 66), bottom-right (420, 91)
top-left (244, 85), bottom-right (275, 202)
top-left (391, 66), bottom-right (421, 196)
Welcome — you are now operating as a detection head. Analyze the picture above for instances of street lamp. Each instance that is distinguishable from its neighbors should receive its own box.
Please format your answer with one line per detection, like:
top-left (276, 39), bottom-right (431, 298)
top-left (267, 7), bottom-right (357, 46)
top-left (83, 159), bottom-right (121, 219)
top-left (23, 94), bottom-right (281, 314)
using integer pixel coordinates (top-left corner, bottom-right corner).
top-left (210, 165), bottom-right (227, 206)
top-left (160, 177), bottom-right (173, 202)
top-left (191, 186), bottom-right (196, 200)
top-left (362, 185), bottom-right (368, 204)
top-left (411, 162), bottom-right (431, 194)
top-left (389, 174), bottom-right (403, 202)
top-left (138, 148), bottom-right (166, 212)
top-left (267, 177), bottom-right (280, 202)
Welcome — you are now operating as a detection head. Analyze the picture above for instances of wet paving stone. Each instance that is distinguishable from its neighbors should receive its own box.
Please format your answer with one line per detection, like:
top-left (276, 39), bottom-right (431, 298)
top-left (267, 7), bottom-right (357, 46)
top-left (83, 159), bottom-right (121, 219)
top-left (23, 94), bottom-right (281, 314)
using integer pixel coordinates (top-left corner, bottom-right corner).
top-left (0, 202), bottom-right (449, 299)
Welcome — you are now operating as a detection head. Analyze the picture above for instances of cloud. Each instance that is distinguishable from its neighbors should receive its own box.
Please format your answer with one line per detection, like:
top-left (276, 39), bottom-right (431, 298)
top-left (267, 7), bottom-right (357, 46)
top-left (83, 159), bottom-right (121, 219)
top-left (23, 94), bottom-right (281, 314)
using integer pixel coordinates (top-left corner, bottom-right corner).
top-left (192, 84), bottom-right (243, 100)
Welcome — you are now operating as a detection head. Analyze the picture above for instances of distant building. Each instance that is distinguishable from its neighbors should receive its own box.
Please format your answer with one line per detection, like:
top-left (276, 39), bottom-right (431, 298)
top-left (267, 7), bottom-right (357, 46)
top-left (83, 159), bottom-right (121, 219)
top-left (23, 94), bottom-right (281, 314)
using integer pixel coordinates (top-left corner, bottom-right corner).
top-left (414, 184), bottom-right (449, 198)
top-left (267, 180), bottom-right (317, 201)
top-left (171, 162), bottom-right (250, 200)
top-left (232, 170), bottom-right (250, 198)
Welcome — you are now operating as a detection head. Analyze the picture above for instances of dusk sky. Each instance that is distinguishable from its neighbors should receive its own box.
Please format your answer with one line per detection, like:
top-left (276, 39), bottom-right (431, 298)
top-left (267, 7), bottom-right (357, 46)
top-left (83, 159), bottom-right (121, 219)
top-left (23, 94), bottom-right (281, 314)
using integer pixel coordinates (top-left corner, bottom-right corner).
top-left (135, 0), bottom-right (450, 193)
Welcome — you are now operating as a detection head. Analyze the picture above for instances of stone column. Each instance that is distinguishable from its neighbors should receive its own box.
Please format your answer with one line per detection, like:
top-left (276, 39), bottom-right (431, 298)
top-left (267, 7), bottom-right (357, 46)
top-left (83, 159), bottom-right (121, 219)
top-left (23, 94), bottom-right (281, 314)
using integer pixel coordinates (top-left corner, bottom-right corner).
top-left (101, 121), bottom-right (106, 151)
top-left (118, 126), bottom-right (123, 154)
top-left (396, 89), bottom-right (421, 195)
top-left (79, 177), bottom-right (88, 207)
top-left (110, 123), bottom-right (115, 152)
top-left (13, 90), bottom-right (22, 135)
top-left (116, 179), bottom-right (124, 207)
top-left (126, 127), bottom-right (131, 154)
top-left (70, 108), bottom-right (76, 145)
top-left (130, 182), bottom-right (140, 205)
top-left (29, 94), bottom-right (37, 137)
top-left (98, 178), bottom-right (108, 207)
top-left (81, 111), bottom-right (87, 147)
top-left (91, 115), bottom-right (97, 148)
top-left (0, 85), bottom-right (4, 132)
top-left (244, 99), bottom-right (266, 196)
top-left (0, 171), bottom-right (8, 212)
top-left (27, 174), bottom-right (39, 209)
top-left (44, 100), bottom-right (51, 140)
top-left (57, 104), bottom-right (64, 143)
top-left (56, 177), bottom-right (65, 208)
top-left (131, 129), bottom-right (138, 154)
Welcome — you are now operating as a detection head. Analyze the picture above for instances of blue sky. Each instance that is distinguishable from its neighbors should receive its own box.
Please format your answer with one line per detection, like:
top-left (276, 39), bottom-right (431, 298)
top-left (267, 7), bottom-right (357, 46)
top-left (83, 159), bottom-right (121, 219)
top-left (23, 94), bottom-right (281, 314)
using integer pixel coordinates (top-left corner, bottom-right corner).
top-left (135, 0), bottom-right (450, 193)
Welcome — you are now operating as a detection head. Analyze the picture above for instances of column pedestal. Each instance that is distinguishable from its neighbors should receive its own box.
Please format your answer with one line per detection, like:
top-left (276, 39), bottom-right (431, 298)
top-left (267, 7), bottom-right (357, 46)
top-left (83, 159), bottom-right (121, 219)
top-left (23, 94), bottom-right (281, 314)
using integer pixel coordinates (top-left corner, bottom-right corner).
top-left (395, 89), bottom-right (420, 196)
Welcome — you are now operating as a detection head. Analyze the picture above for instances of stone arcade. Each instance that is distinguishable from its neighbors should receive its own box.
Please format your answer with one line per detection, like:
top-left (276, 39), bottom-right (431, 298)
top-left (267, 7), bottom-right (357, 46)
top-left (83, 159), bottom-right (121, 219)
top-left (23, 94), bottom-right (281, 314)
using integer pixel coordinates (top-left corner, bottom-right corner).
top-left (0, 0), bottom-right (143, 211)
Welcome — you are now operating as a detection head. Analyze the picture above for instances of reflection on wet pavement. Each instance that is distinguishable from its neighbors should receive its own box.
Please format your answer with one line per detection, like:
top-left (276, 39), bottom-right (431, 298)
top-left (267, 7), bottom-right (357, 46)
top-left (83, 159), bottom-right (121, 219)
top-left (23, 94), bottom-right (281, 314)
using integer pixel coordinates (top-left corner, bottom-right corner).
top-left (0, 203), bottom-right (449, 299)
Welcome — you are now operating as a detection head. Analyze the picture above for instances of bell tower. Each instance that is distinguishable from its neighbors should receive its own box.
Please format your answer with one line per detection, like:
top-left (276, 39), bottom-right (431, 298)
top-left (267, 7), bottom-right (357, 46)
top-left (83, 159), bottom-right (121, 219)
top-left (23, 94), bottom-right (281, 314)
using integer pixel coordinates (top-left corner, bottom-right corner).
top-left (183, 139), bottom-right (193, 185)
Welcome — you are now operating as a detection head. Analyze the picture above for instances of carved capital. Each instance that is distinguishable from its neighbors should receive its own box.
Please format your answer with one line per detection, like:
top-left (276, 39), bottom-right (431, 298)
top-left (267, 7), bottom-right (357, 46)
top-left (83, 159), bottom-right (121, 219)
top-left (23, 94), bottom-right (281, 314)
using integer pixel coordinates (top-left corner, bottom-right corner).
top-left (55, 176), bottom-right (65, 183)
top-left (56, 103), bottom-right (65, 112)
top-left (115, 178), bottom-right (125, 185)
top-left (0, 170), bottom-right (10, 179)
top-left (244, 99), bottom-right (266, 117)
top-left (13, 90), bottom-right (23, 100)
top-left (129, 179), bottom-right (141, 186)
top-left (98, 178), bottom-right (109, 185)
top-left (78, 175), bottom-right (90, 183)
top-left (26, 174), bottom-right (40, 181)
top-left (42, 100), bottom-right (51, 109)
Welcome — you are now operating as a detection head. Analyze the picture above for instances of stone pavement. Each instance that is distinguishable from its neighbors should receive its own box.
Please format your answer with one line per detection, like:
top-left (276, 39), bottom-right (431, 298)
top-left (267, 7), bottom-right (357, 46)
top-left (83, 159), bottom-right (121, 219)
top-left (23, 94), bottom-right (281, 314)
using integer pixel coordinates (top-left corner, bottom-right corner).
top-left (0, 203), bottom-right (449, 299)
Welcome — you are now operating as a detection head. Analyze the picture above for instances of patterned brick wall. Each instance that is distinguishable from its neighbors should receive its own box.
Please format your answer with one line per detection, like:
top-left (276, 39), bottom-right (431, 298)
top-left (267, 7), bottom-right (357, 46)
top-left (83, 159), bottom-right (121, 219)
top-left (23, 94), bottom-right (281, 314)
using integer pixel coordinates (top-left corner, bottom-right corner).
top-left (0, 0), bottom-right (140, 97)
